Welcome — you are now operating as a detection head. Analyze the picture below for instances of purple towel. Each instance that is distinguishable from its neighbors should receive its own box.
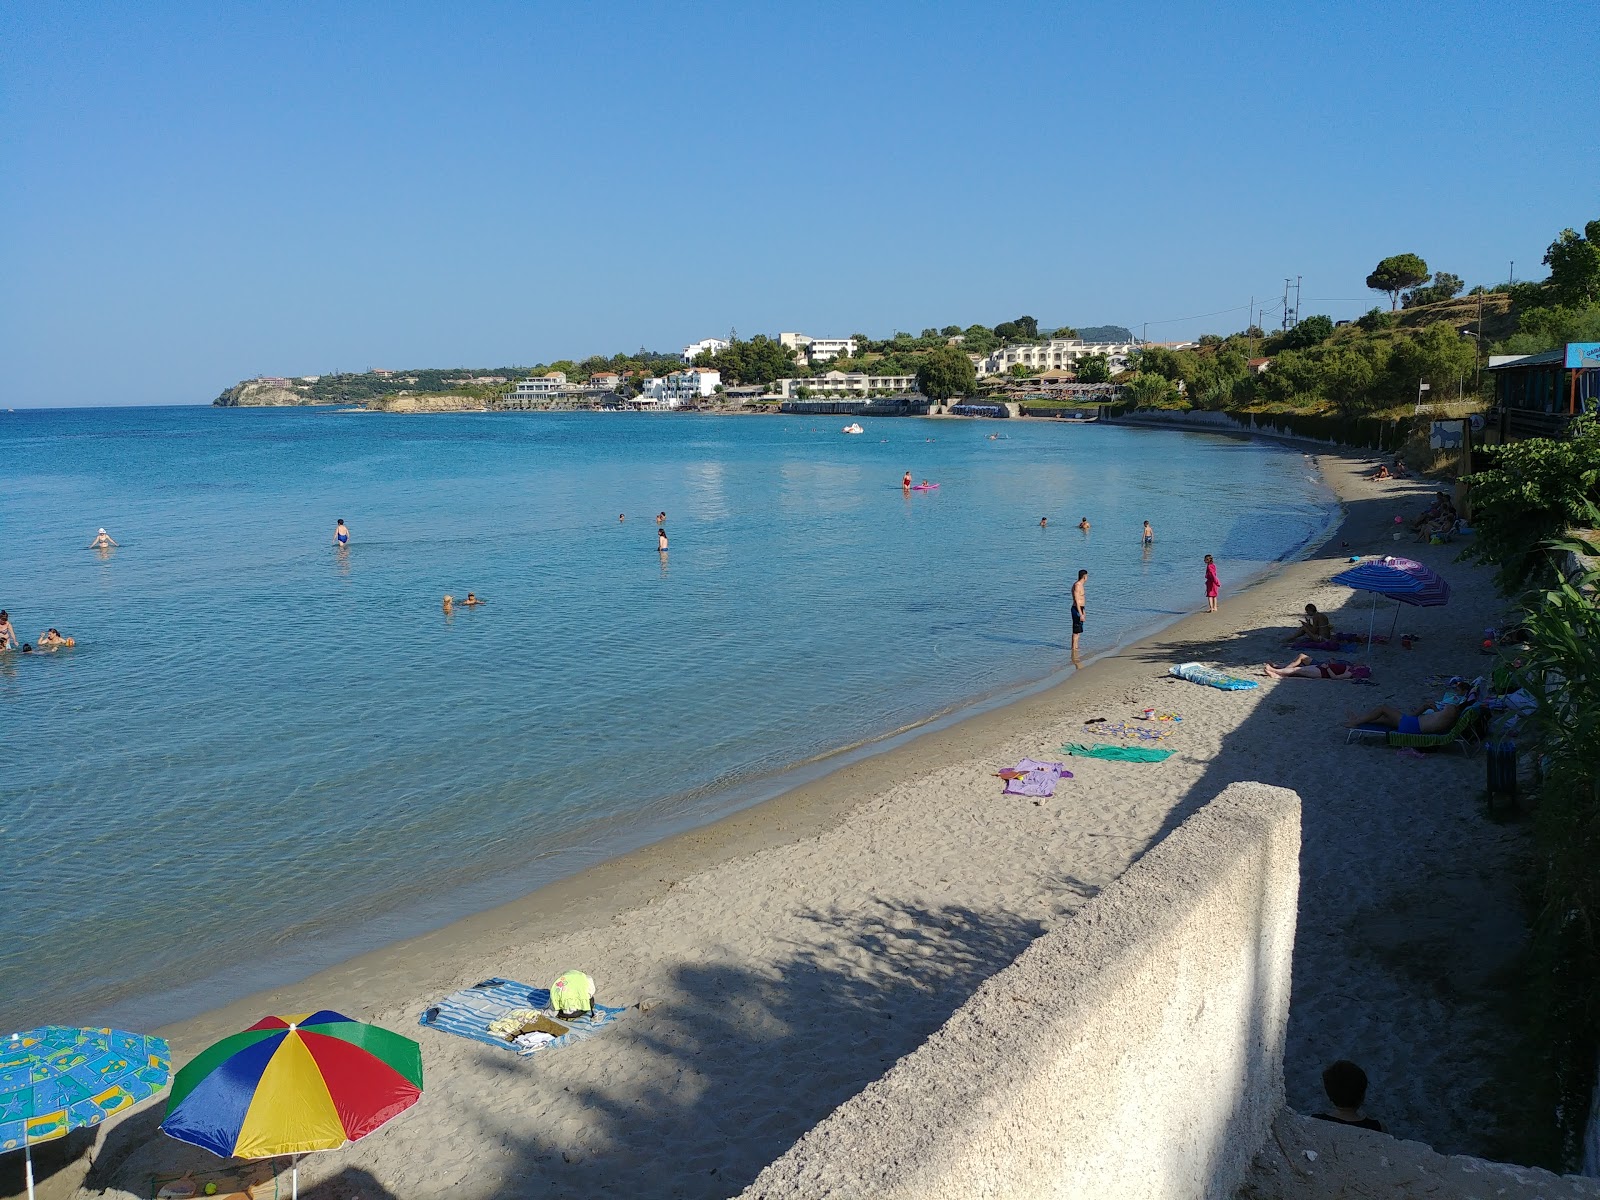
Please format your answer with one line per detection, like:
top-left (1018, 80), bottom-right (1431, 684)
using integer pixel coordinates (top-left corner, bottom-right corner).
top-left (1002, 758), bottom-right (1072, 797)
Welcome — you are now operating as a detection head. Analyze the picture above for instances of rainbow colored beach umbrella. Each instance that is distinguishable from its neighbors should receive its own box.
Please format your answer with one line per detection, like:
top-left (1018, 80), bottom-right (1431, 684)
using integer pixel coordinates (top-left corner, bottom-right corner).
top-left (1, 1026), bottom-right (171, 1200)
top-left (161, 1012), bottom-right (422, 1198)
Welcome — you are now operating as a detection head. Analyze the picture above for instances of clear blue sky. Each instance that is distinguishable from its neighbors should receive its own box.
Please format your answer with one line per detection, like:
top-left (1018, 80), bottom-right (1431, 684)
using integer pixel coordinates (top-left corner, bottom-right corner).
top-left (3, 1), bottom-right (1595, 406)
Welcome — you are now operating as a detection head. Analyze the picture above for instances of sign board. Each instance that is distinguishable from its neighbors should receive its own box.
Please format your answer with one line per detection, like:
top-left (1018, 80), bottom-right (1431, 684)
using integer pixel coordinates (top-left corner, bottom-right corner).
top-left (1566, 342), bottom-right (1600, 369)
top-left (1430, 419), bottom-right (1467, 451)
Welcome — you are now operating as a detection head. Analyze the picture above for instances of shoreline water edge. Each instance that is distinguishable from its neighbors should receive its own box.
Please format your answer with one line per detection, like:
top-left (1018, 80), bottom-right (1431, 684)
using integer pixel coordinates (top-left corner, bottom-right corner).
top-left (36, 437), bottom-right (1530, 1200)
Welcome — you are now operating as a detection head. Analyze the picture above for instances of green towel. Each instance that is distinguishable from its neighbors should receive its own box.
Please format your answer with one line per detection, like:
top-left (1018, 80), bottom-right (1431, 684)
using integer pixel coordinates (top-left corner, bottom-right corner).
top-left (1060, 743), bottom-right (1174, 763)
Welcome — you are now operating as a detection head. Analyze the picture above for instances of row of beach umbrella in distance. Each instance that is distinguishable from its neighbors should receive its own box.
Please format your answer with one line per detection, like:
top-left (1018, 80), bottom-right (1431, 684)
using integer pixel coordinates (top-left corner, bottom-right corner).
top-left (1, 1012), bottom-right (422, 1200)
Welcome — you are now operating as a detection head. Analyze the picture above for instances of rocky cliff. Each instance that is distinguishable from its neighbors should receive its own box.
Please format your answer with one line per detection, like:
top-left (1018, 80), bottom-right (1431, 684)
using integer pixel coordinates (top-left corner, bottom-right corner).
top-left (212, 381), bottom-right (323, 407)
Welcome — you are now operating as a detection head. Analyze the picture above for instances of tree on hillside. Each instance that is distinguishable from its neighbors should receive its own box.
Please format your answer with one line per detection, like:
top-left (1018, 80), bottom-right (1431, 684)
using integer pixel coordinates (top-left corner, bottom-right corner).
top-left (993, 316), bottom-right (1039, 342)
top-left (1543, 220), bottom-right (1600, 308)
top-left (693, 335), bottom-right (798, 385)
top-left (1051, 327), bottom-right (1078, 339)
top-left (916, 346), bottom-right (977, 400)
top-left (940, 325), bottom-right (962, 337)
top-left (1274, 314), bottom-right (1335, 351)
top-left (1402, 272), bottom-right (1466, 308)
top-left (1366, 254), bottom-right (1431, 310)
top-left (1075, 354), bottom-right (1111, 384)
top-left (961, 325), bottom-right (998, 355)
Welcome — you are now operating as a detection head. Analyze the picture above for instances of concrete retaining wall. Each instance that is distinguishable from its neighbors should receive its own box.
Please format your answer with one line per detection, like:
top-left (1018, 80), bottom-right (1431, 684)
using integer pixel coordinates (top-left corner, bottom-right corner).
top-left (741, 781), bottom-right (1302, 1200)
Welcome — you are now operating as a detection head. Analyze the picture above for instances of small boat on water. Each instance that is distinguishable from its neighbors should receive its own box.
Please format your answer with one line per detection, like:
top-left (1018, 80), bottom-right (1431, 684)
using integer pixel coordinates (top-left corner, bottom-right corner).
top-left (1057, 410), bottom-right (1100, 423)
top-left (842, 423), bottom-right (864, 434)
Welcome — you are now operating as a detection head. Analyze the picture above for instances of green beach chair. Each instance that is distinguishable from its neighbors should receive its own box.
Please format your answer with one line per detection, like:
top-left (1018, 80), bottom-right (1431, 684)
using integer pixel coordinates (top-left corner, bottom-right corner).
top-left (1385, 703), bottom-right (1485, 754)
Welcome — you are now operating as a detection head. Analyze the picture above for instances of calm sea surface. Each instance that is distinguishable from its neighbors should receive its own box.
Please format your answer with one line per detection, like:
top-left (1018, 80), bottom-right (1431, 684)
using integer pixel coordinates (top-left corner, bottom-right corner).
top-left (0, 407), bottom-right (1335, 1030)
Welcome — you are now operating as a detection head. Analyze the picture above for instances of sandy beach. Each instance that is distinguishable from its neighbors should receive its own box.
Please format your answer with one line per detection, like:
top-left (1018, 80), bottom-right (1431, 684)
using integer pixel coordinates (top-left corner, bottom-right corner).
top-left (27, 446), bottom-right (1527, 1200)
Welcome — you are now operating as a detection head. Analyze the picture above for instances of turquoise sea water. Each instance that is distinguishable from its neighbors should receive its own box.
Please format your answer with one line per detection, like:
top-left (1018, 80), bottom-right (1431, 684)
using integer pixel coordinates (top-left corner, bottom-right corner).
top-left (0, 407), bottom-right (1334, 1031)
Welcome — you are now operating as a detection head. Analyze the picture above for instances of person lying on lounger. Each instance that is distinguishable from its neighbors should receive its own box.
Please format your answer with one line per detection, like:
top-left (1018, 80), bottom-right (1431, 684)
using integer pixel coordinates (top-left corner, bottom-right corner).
top-left (1346, 681), bottom-right (1472, 735)
top-left (1263, 653), bottom-right (1369, 680)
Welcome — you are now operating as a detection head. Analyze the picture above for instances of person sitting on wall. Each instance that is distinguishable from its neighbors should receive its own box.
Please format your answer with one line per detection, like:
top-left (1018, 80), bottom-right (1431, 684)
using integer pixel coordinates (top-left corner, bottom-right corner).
top-left (1312, 1060), bottom-right (1385, 1132)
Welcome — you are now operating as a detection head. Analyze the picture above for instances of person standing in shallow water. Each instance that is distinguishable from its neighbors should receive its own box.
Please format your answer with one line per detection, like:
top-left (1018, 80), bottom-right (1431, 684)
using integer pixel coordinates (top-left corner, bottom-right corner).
top-left (657, 528), bottom-right (668, 552)
top-left (334, 519), bottom-right (350, 547)
top-left (1204, 554), bottom-right (1220, 613)
top-left (1070, 569), bottom-right (1088, 664)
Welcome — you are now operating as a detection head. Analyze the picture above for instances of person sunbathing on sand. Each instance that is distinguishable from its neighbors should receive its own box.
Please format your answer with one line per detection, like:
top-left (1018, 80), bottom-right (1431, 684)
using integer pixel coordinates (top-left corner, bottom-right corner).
top-left (1369, 464), bottom-right (1391, 481)
top-left (1263, 653), bottom-right (1367, 680)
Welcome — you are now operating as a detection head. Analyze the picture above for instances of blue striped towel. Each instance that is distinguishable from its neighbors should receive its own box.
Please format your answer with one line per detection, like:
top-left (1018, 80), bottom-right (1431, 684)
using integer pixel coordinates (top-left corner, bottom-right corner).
top-left (1169, 662), bottom-right (1259, 691)
top-left (418, 977), bottom-right (627, 1057)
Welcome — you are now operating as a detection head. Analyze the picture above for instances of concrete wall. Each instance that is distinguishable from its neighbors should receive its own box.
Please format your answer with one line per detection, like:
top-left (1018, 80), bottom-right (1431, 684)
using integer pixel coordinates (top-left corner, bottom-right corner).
top-left (740, 781), bottom-right (1302, 1200)
top-left (1244, 1111), bottom-right (1600, 1198)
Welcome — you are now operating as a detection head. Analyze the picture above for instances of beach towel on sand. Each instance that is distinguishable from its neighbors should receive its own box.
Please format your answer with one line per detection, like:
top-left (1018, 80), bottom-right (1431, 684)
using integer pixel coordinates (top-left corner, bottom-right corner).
top-left (1060, 743), bottom-right (1174, 762)
top-left (420, 977), bottom-right (626, 1057)
top-left (1170, 663), bottom-right (1258, 691)
top-left (1001, 758), bottom-right (1070, 796)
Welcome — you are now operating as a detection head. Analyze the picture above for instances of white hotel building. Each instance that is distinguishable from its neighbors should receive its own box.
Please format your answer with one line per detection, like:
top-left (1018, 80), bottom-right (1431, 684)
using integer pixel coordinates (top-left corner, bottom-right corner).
top-left (775, 371), bottom-right (918, 399)
top-left (508, 371), bottom-right (569, 400)
top-left (975, 338), bottom-right (1138, 377)
top-left (682, 337), bottom-right (731, 363)
top-left (636, 367), bottom-right (722, 408)
top-left (779, 333), bottom-right (859, 364)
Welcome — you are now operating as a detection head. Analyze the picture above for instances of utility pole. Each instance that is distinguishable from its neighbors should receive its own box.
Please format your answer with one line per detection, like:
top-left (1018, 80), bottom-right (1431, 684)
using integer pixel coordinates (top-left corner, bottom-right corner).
top-left (1509, 260), bottom-right (1515, 284)
top-left (1281, 279), bottom-right (1291, 331)
top-left (1294, 276), bottom-right (1302, 328)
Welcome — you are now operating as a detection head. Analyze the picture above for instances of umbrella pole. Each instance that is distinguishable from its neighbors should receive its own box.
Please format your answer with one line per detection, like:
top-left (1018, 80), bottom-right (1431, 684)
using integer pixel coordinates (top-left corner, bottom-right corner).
top-left (1389, 602), bottom-right (1402, 644)
top-left (292, 1154), bottom-right (299, 1200)
top-left (1366, 592), bottom-right (1378, 658)
top-left (24, 1144), bottom-right (34, 1200)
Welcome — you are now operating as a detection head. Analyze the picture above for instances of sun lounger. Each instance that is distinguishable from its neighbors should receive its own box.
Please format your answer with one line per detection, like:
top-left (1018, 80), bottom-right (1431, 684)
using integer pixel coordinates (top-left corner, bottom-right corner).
top-left (1345, 723), bottom-right (1390, 745)
top-left (1386, 703), bottom-right (1485, 754)
top-left (419, 977), bottom-right (627, 1057)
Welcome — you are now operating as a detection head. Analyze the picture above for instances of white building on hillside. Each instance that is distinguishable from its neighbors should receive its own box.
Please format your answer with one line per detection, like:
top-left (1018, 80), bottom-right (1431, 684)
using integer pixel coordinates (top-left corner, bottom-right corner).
top-left (775, 371), bottom-right (917, 399)
top-left (779, 333), bottom-right (859, 364)
top-left (509, 371), bottom-right (569, 401)
top-left (638, 367), bottom-right (722, 408)
top-left (976, 338), bottom-right (1137, 377)
top-left (682, 337), bottom-right (731, 363)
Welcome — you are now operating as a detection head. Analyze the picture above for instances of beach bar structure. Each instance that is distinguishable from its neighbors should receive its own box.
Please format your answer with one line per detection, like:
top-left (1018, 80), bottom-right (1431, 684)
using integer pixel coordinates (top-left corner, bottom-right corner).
top-left (1484, 341), bottom-right (1600, 440)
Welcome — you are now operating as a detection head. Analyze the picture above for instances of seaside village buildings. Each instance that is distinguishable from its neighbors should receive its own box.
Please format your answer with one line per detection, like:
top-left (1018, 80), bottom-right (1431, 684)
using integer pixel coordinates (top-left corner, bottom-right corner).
top-left (496, 331), bottom-right (1144, 409)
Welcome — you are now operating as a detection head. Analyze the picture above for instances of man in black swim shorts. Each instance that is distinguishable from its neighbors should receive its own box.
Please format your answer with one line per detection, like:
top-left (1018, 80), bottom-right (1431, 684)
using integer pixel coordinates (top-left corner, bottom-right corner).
top-left (1070, 569), bottom-right (1087, 661)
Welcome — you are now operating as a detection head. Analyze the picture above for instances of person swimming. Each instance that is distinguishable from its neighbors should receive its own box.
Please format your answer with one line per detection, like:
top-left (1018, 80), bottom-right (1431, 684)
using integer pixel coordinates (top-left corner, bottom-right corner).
top-left (442, 594), bottom-right (454, 613)
top-left (89, 528), bottom-right (119, 549)
top-left (1078, 516), bottom-right (1090, 531)
top-left (1039, 516), bottom-right (1048, 528)
top-left (334, 519), bottom-right (350, 546)
top-left (619, 513), bottom-right (625, 522)
top-left (656, 511), bottom-right (666, 525)
top-left (462, 593), bottom-right (483, 607)
top-left (37, 628), bottom-right (75, 648)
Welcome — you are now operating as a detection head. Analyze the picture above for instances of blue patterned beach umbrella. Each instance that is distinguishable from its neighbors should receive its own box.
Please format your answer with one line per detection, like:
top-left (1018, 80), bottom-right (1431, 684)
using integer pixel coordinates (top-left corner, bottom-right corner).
top-left (0, 1026), bottom-right (171, 1200)
top-left (1331, 555), bottom-right (1451, 651)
